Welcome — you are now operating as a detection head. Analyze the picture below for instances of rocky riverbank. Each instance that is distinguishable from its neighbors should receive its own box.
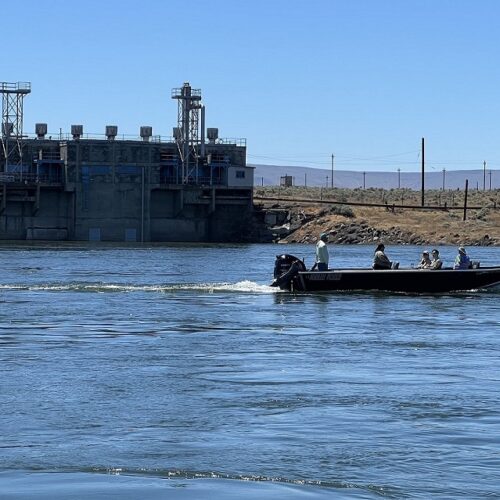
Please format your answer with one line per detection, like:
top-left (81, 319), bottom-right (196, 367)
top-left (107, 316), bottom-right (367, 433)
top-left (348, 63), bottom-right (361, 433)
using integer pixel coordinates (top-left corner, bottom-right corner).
top-left (255, 197), bottom-right (500, 246)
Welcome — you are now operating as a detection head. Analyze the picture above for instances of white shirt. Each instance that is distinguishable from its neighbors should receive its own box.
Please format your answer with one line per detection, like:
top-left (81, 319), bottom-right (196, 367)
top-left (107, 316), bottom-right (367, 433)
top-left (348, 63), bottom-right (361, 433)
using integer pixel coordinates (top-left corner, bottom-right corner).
top-left (316, 240), bottom-right (329, 265)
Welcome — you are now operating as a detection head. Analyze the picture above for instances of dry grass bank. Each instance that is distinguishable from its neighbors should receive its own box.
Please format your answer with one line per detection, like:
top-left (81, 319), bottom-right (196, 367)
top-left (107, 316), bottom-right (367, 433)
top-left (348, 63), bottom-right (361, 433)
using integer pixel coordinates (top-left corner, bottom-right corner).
top-left (255, 185), bottom-right (500, 208)
top-left (254, 186), bottom-right (500, 245)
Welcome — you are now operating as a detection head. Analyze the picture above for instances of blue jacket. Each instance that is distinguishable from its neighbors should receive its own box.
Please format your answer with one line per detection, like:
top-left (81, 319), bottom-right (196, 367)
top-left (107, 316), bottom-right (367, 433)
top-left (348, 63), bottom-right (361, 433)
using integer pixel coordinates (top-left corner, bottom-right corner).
top-left (454, 253), bottom-right (471, 269)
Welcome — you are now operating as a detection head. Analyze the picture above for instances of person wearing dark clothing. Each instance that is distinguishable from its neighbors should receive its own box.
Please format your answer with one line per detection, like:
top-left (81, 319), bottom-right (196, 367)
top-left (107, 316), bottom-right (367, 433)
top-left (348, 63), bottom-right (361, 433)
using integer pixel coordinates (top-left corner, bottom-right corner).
top-left (417, 250), bottom-right (432, 269)
top-left (372, 243), bottom-right (392, 270)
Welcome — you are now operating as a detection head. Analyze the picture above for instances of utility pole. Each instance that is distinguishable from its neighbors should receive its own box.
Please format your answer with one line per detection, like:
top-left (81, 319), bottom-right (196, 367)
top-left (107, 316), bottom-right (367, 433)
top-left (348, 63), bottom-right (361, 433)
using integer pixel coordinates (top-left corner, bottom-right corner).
top-left (397, 168), bottom-right (401, 189)
top-left (363, 171), bottom-right (366, 189)
top-left (463, 179), bottom-right (469, 221)
top-left (489, 170), bottom-right (492, 190)
top-left (483, 160), bottom-right (486, 191)
top-left (442, 169), bottom-right (446, 191)
top-left (331, 154), bottom-right (334, 188)
top-left (421, 137), bottom-right (425, 207)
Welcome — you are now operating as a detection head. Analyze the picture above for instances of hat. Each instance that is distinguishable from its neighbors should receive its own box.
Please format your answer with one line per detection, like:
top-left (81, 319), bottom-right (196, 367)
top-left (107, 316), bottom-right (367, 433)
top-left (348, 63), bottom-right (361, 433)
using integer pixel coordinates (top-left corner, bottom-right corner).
top-left (320, 232), bottom-right (328, 240)
top-left (423, 250), bottom-right (429, 255)
top-left (431, 249), bottom-right (439, 254)
top-left (458, 246), bottom-right (466, 253)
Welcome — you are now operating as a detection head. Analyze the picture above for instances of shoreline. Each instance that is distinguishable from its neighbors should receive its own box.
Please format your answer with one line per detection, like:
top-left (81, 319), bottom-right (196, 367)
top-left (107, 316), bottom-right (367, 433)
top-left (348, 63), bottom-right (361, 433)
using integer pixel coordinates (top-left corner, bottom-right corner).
top-left (254, 187), bottom-right (500, 246)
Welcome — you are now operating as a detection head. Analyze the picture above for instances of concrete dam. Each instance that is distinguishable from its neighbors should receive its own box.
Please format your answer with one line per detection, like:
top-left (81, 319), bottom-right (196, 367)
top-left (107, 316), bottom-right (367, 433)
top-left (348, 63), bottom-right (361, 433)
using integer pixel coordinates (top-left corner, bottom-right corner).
top-left (0, 81), bottom-right (254, 242)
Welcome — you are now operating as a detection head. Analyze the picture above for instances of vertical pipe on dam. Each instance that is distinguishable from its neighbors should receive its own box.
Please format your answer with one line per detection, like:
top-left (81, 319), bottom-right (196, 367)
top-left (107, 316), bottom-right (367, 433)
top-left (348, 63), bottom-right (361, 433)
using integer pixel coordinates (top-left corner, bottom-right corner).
top-left (200, 105), bottom-right (205, 158)
top-left (141, 166), bottom-right (145, 242)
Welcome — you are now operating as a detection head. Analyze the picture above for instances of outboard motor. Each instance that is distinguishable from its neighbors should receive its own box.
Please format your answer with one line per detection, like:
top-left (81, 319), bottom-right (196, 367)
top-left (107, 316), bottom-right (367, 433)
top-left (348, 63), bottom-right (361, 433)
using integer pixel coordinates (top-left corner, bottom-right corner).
top-left (271, 254), bottom-right (306, 290)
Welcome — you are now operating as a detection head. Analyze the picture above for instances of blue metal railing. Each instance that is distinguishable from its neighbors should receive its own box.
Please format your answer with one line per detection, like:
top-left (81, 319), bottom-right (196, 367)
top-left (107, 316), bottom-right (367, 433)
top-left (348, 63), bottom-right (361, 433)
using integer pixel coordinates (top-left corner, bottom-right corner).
top-left (159, 175), bottom-right (225, 186)
top-left (0, 171), bottom-right (62, 183)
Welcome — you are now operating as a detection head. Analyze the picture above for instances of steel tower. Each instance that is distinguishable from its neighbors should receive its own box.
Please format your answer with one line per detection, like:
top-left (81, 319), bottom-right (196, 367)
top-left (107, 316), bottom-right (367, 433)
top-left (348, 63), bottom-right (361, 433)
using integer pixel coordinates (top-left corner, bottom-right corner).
top-left (1, 81), bottom-right (31, 173)
top-left (171, 82), bottom-right (202, 183)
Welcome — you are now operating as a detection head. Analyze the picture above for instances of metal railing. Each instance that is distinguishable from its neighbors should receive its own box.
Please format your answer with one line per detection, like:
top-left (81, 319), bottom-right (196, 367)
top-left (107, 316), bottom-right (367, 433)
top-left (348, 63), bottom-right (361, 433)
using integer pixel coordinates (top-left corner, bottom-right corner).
top-left (21, 133), bottom-right (246, 146)
top-left (171, 87), bottom-right (202, 98)
top-left (159, 175), bottom-right (225, 186)
top-left (0, 172), bottom-right (62, 184)
top-left (34, 151), bottom-right (63, 161)
top-left (24, 132), bottom-right (174, 143)
top-left (208, 138), bottom-right (246, 146)
top-left (0, 81), bottom-right (31, 93)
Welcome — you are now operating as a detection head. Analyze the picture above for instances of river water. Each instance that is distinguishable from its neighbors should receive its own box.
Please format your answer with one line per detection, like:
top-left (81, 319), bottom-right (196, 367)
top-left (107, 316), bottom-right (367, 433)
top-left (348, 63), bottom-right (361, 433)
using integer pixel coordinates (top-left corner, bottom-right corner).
top-left (1, 243), bottom-right (499, 499)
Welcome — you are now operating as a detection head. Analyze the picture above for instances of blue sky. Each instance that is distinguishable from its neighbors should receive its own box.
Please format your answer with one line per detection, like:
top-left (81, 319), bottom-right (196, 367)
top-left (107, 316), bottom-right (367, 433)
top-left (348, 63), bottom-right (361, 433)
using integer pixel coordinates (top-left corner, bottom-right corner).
top-left (3, 0), bottom-right (500, 172)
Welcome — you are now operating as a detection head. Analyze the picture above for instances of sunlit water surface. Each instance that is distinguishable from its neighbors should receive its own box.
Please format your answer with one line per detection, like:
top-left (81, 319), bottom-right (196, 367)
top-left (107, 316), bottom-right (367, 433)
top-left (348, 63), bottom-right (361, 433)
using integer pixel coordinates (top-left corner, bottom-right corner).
top-left (1, 243), bottom-right (499, 499)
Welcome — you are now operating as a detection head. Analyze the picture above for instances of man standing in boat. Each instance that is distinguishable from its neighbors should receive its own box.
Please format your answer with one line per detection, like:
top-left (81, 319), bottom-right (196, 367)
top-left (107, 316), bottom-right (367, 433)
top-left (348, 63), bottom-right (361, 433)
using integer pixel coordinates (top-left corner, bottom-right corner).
top-left (315, 232), bottom-right (329, 271)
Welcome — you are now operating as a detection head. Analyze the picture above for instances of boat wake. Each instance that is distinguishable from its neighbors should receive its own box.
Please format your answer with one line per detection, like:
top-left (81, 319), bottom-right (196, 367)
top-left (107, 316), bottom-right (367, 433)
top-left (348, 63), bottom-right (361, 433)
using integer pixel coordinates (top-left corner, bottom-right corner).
top-left (0, 280), bottom-right (279, 294)
top-left (193, 280), bottom-right (278, 294)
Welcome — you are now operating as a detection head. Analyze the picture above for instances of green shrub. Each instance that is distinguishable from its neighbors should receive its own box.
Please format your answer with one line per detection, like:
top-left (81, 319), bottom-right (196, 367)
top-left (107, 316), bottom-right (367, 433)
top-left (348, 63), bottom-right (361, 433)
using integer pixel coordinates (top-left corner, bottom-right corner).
top-left (330, 204), bottom-right (355, 218)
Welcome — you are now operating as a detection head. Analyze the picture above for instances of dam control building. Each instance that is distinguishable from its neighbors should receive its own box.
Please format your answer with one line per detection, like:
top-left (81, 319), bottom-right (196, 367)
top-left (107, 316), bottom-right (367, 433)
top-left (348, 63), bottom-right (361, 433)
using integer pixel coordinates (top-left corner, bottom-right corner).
top-left (0, 81), bottom-right (254, 242)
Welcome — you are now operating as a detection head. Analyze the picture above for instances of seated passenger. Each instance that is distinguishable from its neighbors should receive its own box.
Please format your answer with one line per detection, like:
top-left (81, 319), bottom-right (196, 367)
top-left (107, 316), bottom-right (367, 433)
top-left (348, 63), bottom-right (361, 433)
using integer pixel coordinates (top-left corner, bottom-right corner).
top-left (453, 246), bottom-right (471, 269)
top-left (372, 243), bottom-right (392, 270)
top-left (417, 250), bottom-right (432, 269)
top-left (429, 249), bottom-right (443, 270)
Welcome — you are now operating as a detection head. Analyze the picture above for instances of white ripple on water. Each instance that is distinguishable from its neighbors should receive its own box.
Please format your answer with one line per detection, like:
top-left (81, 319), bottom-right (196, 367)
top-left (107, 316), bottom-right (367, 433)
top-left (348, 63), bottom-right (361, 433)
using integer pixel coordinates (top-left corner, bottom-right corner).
top-left (192, 280), bottom-right (279, 294)
top-left (0, 280), bottom-right (278, 294)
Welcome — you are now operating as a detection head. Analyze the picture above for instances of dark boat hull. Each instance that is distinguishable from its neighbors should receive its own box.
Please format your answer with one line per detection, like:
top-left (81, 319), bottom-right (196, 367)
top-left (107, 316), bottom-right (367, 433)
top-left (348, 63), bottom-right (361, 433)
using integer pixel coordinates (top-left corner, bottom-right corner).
top-left (287, 268), bottom-right (500, 293)
top-left (271, 254), bottom-right (500, 293)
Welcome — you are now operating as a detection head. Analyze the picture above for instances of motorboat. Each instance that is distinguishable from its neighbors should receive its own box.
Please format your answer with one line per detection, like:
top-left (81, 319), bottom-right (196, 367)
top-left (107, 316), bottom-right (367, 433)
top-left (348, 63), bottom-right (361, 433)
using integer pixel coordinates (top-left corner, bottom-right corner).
top-left (271, 254), bottom-right (500, 293)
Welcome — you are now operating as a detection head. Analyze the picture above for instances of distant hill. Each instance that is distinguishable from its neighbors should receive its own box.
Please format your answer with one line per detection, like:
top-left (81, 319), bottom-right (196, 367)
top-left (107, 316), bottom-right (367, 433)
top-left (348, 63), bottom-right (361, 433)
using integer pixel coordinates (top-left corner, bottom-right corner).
top-left (250, 164), bottom-right (499, 190)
